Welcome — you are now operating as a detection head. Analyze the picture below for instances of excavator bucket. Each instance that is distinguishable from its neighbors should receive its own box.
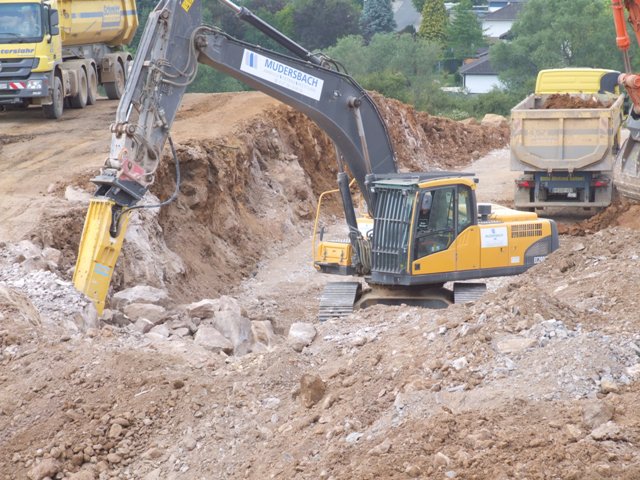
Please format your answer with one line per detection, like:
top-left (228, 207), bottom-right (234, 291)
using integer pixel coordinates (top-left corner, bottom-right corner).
top-left (615, 136), bottom-right (640, 201)
top-left (73, 198), bottom-right (130, 315)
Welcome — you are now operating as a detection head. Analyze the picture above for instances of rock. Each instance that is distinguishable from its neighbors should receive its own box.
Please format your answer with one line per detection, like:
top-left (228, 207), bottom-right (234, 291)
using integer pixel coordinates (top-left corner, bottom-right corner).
top-left (211, 308), bottom-right (253, 356)
top-left (111, 286), bottom-right (169, 310)
top-left (67, 470), bottom-right (96, 480)
top-left (183, 435), bottom-right (197, 451)
top-left (345, 432), bottom-right (363, 444)
top-left (288, 323), bottom-right (316, 352)
top-left (186, 299), bottom-right (221, 319)
top-left (106, 453), bottom-right (122, 464)
top-left (626, 364), bottom-right (640, 378)
top-left (194, 326), bottom-right (233, 354)
top-left (143, 468), bottom-right (162, 480)
top-left (123, 303), bottom-right (167, 324)
top-left (460, 117), bottom-right (478, 126)
top-left (27, 459), bottom-right (59, 480)
top-left (600, 378), bottom-right (619, 394)
top-left (134, 318), bottom-right (155, 334)
top-left (591, 421), bottom-right (620, 441)
top-left (434, 452), bottom-right (451, 468)
top-left (582, 401), bottom-right (614, 429)
top-left (74, 302), bottom-right (99, 331)
top-left (42, 247), bottom-right (62, 267)
top-left (64, 186), bottom-right (92, 203)
top-left (480, 113), bottom-right (507, 126)
top-left (405, 465), bottom-right (422, 477)
top-left (494, 335), bottom-right (536, 354)
top-left (451, 356), bottom-right (468, 371)
top-left (251, 320), bottom-right (278, 351)
top-left (350, 336), bottom-right (367, 347)
top-left (565, 424), bottom-right (583, 442)
top-left (147, 324), bottom-right (170, 339)
top-left (108, 423), bottom-right (124, 439)
top-left (142, 448), bottom-right (164, 460)
top-left (299, 374), bottom-right (326, 408)
top-left (0, 286), bottom-right (42, 326)
top-left (368, 438), bottom-right (392, 456)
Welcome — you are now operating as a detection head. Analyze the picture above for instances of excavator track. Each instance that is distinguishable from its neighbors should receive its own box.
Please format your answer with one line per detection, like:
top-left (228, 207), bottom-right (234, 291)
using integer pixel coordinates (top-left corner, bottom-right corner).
top-left (318, 282), bottom-right (362, 321)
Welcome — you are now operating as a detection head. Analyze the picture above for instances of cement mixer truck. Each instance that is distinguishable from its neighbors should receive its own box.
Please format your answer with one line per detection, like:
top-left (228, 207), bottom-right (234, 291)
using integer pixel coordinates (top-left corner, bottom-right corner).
top-left (0, 0), bottom-right (138, 118)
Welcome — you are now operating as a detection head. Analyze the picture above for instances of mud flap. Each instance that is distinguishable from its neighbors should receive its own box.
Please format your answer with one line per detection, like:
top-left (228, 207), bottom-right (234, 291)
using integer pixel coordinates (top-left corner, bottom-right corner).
top-left (73, 198), bottom-right (130, 315)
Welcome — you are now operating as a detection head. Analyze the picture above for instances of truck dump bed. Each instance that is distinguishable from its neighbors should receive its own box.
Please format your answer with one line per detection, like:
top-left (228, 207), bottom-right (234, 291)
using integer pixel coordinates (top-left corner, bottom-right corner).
top-left (510, 93), bottom-right (624, 173)
top-left (58, 0), bottom-right (138, 47)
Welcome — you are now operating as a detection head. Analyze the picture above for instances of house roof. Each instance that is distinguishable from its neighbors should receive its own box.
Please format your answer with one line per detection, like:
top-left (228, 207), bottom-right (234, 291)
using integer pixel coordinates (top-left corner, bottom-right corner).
top-left (484, 2), bottom-right (524, 21)
top-left (459, 53), bottom-right (497, 76)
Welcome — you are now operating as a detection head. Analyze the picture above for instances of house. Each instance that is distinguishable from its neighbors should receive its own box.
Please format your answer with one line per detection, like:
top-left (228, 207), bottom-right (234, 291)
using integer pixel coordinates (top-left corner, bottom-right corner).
top-left (482, 1), bottom-right (525, 38)
top-left (458, 51), bottom-right (504, 94)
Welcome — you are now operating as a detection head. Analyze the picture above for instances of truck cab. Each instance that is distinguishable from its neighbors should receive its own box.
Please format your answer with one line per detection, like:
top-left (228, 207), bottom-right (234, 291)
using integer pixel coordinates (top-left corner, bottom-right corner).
top-left (0, 0), bottom-right (137, 118)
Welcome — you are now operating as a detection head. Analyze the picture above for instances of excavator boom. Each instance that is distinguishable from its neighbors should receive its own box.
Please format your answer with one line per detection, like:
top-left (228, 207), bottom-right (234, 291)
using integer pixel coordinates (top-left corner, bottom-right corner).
top-left (611, 0), bottom-right (640, 200)
top-left (73, 0), bottom-right (397, 311)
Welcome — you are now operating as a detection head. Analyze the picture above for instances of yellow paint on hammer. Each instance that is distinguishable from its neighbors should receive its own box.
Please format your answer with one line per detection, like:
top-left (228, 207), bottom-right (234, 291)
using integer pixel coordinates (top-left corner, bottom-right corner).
top-left (73, 198), bottom-right (131, 315)
top-left (181, 0), bottom-right (194, 12)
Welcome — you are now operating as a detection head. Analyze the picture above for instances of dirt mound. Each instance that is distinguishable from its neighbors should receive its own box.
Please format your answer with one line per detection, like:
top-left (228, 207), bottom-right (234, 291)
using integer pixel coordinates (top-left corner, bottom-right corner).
top-left (542, 93), bottom-right (607, 109)
top-left (371, 92), bottom-right (510, 171)
top-left (558, 198), bottom-right (640, 235)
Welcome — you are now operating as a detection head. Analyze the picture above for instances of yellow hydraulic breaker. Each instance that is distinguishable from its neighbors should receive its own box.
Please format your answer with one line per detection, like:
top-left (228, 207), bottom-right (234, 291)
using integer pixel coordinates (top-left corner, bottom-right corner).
top-left (73, 198), bottom-right (130, 315)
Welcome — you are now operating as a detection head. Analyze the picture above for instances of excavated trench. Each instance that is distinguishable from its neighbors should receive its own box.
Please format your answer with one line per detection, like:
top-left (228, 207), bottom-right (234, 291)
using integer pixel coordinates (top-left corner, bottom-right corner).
top-left (34, 95), bottom-right (523, 305)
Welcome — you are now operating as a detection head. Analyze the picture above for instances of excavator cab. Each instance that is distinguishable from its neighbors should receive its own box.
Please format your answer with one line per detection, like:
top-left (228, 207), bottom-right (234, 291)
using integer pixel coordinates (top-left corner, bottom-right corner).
top-left (315, 173), bottom-right (558, 316)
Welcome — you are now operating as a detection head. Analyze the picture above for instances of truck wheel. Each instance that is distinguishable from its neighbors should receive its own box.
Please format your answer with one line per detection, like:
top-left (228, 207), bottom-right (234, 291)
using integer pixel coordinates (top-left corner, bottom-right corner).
top-left (86, 66), bottom-right (98, 105)
top-left (104, 62), bottom-right (125, 100)
top-left (43, 76), bottom-right (64, 119)
top-left (70, 69), bottom-right (88, 109)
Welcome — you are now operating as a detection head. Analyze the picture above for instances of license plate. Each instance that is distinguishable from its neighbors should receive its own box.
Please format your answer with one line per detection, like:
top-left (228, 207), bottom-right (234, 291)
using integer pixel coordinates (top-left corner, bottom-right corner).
top-left (0, 83), bottom-right (7, 89)
top-left (551, 188), bottom-right (574, 194)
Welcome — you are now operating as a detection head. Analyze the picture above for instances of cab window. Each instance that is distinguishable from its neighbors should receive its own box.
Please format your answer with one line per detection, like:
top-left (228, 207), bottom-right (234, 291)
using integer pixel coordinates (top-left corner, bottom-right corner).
top-left (414, 187), bottom-right (455, 259)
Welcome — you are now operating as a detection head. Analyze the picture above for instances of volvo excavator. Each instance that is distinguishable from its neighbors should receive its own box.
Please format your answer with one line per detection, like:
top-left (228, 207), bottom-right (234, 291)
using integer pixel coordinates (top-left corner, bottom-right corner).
top-left (73, 0), bottom-right (559, 318)
top-left (612, 0), bottom-right (640, 200)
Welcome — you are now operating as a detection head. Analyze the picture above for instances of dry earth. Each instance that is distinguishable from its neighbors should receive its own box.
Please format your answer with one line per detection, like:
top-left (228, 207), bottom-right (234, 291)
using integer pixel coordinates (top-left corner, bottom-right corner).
top-left (1, 92), bottom-right (640, 480)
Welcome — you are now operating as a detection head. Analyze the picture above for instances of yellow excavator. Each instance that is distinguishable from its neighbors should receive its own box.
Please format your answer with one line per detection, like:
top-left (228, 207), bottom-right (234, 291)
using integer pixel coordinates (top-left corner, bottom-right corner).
top-left (73, 0), bottom-right (559, 318)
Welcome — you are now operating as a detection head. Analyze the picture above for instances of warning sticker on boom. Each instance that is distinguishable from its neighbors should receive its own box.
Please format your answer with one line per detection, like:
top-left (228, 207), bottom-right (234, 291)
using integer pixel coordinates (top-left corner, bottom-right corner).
top-left (240, 49), bottom-right (324, 101)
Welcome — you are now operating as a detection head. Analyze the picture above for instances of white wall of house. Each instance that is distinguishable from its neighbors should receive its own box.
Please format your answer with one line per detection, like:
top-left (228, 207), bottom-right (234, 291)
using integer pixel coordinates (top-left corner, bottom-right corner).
top-left (482, 20), bottom-right (513, 38)
top-left (463, 74), bottom-right (504, 94)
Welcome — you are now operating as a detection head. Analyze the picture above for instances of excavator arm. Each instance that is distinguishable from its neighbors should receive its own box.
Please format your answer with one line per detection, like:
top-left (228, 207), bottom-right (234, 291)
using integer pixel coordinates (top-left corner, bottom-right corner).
top-left (610, 0), bottom-right (640, 200)
top-left (73, 0), bottom-right (397, 312)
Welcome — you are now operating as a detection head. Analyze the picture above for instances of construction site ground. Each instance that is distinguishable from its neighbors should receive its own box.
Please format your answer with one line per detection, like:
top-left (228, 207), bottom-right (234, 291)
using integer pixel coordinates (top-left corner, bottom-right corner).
top-left (1, 93), bottom-right (640, 480)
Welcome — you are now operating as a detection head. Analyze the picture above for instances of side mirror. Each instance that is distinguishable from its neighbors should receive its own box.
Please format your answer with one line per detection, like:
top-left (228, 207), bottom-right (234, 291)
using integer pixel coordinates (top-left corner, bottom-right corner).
top-left (49, 9), bottom-right (59, 35)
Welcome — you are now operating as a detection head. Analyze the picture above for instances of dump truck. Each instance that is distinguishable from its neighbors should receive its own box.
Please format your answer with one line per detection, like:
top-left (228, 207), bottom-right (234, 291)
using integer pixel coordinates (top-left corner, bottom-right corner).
top-left (0, 0), bottom-right (138, 118)
top-left (511, 68), bottom-right (625, 210)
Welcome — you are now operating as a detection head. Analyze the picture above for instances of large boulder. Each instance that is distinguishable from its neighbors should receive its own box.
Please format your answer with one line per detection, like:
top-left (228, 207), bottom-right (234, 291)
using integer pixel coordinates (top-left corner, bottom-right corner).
top-left (194, 326), bottom-right (233, 354)
top-left (111, 286), bottom-right (169, 310)
top-left (287, 322), bottom-right (316, 352)
top-left (123, 303), bottom-right (168, 324)
top-left (251, 320), bottom-right (278, 352)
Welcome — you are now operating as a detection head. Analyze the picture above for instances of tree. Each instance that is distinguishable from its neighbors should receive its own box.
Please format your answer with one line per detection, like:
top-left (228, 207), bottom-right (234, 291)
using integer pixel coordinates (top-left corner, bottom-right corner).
top-left (288, 0), bottom-right (362, 51)
top-left (418, 0), bottom-right (448, 44)
top-left (360, 0), bottom-right (397, 40)
top-left (490, 0), bottom-right (624, 94)
top-left (446, 0), bottom-right (485, 59)
top-left (326, 33), bottom-right (442, 108)
top-left (412, 0), bottom-right (426, 13)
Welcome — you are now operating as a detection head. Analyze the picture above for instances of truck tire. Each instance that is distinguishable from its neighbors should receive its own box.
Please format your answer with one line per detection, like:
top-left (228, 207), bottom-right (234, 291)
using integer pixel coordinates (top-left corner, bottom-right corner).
top-left (70, 68), bottom-right (88, 109)
top-left (43, 76), bottom-right (64, 119)
top-left (87, 66), bottom-right (98, 106)
top-left (104, 61), bottom-right (125, 100)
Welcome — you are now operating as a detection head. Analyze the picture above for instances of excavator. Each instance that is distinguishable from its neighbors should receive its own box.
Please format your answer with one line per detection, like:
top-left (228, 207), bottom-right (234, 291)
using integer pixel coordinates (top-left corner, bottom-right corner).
top-left (73, 0), bottom-right (559, 318)
top-left (612, 0), bottom-right (640, 200)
